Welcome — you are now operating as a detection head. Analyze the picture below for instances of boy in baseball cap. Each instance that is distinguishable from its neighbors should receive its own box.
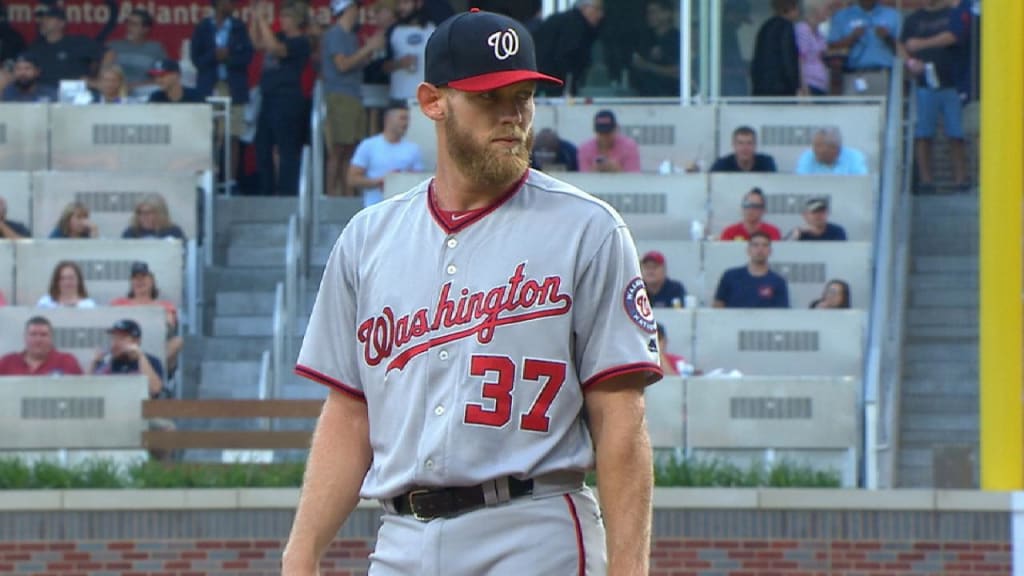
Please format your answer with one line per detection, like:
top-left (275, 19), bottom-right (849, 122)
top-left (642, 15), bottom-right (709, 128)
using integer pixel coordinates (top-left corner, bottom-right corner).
top-left (91, 318), bottom-right (167, 399)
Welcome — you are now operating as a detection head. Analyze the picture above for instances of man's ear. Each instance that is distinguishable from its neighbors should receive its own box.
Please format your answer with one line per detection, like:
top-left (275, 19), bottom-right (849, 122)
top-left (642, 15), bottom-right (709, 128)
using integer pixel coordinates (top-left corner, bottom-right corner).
top-left (417, 82), bottom-right (446, 122)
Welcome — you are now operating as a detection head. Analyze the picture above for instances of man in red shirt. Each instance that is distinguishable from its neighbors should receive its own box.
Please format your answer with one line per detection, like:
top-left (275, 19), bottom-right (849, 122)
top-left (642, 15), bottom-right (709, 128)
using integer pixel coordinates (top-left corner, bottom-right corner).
top-left (719, 187), bottom-right (782, 241)
top-left (0, 316), bottom-right (83, 376)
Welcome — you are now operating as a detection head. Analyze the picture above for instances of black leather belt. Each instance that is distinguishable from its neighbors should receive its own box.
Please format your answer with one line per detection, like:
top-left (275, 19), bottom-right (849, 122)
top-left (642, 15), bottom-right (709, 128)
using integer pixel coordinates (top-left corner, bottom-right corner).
top-left (393, 477), bottom-right (534, 521)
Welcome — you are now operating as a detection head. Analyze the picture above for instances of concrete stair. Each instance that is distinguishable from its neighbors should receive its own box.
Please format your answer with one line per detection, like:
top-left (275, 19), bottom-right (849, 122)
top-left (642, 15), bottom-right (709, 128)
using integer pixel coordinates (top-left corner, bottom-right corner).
top-left (896, 195), bottom-right (979, 488)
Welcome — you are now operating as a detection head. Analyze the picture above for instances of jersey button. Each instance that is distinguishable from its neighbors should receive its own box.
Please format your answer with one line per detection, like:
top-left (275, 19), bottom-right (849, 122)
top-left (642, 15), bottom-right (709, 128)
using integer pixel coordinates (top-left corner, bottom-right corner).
top-left (438, 350), bottom-right (449, 361)
top-left (446, 237), bottom-right (458, 249)
top-left (434, 405), bottom-right (445, 416)
top-left (425, 459), bottom-right (434, 469)
top-left (446, 264), bottom-right (457, 275)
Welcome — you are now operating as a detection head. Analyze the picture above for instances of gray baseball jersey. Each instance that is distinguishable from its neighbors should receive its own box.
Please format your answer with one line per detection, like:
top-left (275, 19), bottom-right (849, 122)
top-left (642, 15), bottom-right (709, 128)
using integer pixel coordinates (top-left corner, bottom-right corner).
top-left (296, 169), bottom-right (663, 500)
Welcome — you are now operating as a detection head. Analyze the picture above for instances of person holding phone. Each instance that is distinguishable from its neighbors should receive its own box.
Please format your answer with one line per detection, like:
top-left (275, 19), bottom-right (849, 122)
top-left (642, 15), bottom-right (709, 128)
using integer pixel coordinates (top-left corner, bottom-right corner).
top-left (577, 109), bottom-right (641, 173)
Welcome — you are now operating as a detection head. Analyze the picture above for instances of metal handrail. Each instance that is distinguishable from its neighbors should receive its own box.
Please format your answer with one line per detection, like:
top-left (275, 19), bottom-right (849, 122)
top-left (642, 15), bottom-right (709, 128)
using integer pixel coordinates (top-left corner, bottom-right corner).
top-left (256, 349), bottom-right (272, 430)
top-left (285, 214), bottom-right (300, 369)
top-left (297, 146), bottom-right (312, 281)
top-left (863, 62), bottom-right (907, 489)
top-left (185, 238), bottom-right (201, 337)
top-left (201, 169), bottom-right (215, 267)
top-left (271, 282), bottom-right (286, 400)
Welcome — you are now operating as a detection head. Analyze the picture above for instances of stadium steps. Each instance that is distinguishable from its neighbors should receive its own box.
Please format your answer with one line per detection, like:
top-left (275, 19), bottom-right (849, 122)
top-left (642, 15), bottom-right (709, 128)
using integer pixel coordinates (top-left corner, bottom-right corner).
top-left (896, 194), bottom-right (979, 488)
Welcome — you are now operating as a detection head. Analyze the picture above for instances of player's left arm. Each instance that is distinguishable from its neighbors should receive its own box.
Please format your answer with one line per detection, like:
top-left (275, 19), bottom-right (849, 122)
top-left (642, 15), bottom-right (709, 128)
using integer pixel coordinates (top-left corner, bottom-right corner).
top-left (585, 372), bottom-right (653, 576)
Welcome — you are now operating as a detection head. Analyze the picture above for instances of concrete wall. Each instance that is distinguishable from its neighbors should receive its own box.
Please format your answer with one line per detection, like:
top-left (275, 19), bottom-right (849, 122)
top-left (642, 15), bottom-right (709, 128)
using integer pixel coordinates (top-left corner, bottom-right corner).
top-left (0, 488), bottom-right (1013, 575)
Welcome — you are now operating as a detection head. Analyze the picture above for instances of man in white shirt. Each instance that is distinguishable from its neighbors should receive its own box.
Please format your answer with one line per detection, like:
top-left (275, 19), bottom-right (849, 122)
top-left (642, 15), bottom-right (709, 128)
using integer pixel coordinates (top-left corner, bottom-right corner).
top-left (348, 103), bottom-right (424, 206)
top-left (382, 0), bottom-right (436, 103)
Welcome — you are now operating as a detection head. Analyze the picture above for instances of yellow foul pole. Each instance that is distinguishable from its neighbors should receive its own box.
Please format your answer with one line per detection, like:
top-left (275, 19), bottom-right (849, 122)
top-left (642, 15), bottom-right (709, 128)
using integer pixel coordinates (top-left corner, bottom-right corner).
top-left (979, 0), bottom-right (1024, 489)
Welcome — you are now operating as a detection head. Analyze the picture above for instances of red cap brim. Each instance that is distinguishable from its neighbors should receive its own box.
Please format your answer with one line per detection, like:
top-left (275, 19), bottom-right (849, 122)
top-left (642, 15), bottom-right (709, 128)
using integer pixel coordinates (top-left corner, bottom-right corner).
top-left (447, 70), bottom-right (563, 92)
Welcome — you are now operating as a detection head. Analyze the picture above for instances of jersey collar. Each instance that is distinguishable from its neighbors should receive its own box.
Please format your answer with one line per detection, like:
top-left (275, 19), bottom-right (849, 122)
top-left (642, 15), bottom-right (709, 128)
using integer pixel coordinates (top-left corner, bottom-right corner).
top-left (427, 170), bottom-right (529, 235)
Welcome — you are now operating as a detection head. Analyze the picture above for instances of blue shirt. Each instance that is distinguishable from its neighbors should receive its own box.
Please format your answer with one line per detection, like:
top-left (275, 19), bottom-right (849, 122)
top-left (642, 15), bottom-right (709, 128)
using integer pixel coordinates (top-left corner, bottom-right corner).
top-left (351, 134), bottom-right (424, 206)
top-left (649, 278), bottom-right (687, 308)
top-left (828, 4), bottom-right (901, 69)
top-left (795, 146), bottom-right (868, 175)
top-left (797, 222), bottom-right (847, 241)
top-left (714, 266), bottom-right (789, 309)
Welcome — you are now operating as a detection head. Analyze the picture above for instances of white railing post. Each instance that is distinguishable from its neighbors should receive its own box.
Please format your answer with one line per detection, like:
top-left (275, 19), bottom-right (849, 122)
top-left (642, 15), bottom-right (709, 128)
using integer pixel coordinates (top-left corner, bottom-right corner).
top-left (272, 282), bottom-right (285, 400)
top-left (201, 169), bottom-right (215, 268)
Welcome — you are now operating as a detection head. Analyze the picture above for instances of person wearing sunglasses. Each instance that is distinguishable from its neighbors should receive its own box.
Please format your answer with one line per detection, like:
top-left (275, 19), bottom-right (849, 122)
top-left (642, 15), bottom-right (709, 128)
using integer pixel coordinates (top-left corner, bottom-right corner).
top-left (719, 187), bottom-right (782, 241)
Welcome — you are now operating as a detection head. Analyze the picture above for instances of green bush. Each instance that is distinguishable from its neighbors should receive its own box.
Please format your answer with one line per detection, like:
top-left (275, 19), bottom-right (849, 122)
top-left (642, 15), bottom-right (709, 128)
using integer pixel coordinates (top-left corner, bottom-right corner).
top-left (653, 455), bottom-right (841, 488)
top-left (0, 456), bottom-right (838, 490)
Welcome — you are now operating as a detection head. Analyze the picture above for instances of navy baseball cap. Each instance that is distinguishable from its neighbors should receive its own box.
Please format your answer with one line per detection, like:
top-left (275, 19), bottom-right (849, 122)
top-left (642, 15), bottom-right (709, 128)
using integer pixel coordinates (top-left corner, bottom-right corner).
top-left (130, 261), bottom-right (152, 276)
top-left (108, 319), bottom-right (142, 339)
top-left (424, 9), bottom-right (562, 92)
top-left (148, 59), bottom-right (181, 76)
top-left (594, 110), bottom-right (617, 134)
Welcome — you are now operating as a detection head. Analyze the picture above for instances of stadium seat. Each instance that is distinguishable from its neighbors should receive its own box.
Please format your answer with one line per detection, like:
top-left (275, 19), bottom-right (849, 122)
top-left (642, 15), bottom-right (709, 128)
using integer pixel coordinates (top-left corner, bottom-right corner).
top-left (716, 104), bottom-right (884, 173)
top-left (0, 240), bottom-right (12, 302)
top-left (13, 239), bottom-right (184, 307)
top-left (702, 241), bottom-right (873, 309)
top-left (31, 171), bottom-right (199, 240)
top-left (693, 309), bottom-right (866, 377)
top-left (0, 172), bottom-right (32, 229)
top-left (0, 306), bottom-right (167, 374)
top-left (0, 104), bottom-right (49, 170)
top-left (708, 173), bottom-right (876, 242)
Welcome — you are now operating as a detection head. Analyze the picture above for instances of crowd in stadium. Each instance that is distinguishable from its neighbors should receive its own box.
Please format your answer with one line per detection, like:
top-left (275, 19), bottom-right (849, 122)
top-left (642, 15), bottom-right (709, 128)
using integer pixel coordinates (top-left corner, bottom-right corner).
top-left (0, 0), bottom-right (980, 462)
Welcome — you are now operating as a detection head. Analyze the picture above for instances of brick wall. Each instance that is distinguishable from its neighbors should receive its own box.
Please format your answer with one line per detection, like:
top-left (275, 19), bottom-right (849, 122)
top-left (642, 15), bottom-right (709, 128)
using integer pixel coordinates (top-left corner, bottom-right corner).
top-left (0, 492), bottom-right (1013, 576)
top-left (0, 537), bottom-right (1011, 576)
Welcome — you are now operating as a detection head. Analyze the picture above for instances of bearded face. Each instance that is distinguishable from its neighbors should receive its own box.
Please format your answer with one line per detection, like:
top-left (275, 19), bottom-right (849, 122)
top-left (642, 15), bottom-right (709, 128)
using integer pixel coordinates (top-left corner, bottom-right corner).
top-left (444, 110), bottom-right (534, 189)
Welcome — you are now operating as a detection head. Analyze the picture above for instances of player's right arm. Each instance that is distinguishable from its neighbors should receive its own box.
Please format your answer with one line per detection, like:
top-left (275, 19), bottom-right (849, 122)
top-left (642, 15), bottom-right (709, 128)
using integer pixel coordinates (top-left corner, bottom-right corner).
top-left (282, 389), bottom-right (371, 575)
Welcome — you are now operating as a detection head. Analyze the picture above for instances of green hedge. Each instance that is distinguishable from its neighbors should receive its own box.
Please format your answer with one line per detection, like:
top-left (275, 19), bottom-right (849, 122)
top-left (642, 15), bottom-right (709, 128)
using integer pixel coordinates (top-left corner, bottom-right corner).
top-left (0, 457), bottom-right (839, 490)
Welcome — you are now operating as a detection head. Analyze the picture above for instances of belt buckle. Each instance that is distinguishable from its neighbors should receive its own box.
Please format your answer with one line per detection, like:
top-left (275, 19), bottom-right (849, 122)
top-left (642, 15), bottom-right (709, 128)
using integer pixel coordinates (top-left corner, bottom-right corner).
top-left (407, 489), bottom-right (432, 521)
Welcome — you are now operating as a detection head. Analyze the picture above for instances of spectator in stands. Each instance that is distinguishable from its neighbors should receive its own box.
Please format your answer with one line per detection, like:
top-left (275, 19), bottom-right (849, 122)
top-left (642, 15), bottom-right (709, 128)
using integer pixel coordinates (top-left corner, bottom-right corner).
top-left (362, 0), bottom-right (398, 135)
top-left (577, 110), bottom-right (641, 173)
top-left (91, 319), bottom-right (167, 400)
top-left (37, 261), bottom-right (97, 309)
top-left (901, 0), bottom-right (968, 192)
top-left (251, 1), bottom-right (311, 196)
top-left (785, 197), bottom-right (847, 241)
top-left (713, 231), bottom-right (790, 308)
top-left (719, 188), bottom-right (782, 241)
top-left (0, 316), bottom-right (83, 376)
top-left (0, 290), bottom-right (5, 306)
top-left (91, 64), bottom-right (127, 103)
top-left (641, 250), bottom-right (687, 308)
top-left (49, 201), bottom-right (98, 239)
top-left (795, 3), bottom-right (830, 95)
top-left (102, 8), bottom-right (167, 97)
top-left (381, 0), bottom-right (435, 104)
top-left (810, 279), bottom-right (851, 309)
top-left (1, 53), bottom-right (57, 103)
top-left (710, 126), bottom-right (778, 173)
top-left (531, 128), bottom-right (579, 173)
top-left (0, 195), bottom-right (30, 239)
top-left (534, 0), bottom-right (604, 97)
top-left (348, 103), bottom-right (423, 207)
top-left (25, 6), bottom-right (105, 91)
top-left (750, 0), bottom-right (801, 97)
top-left (795, 127), bottom-right (868, 175)
top-left (191, 0), bottom-right (254, 187)
top-left (111, 261), bottom-right (184, 377)
top-left (122, 194), bottom-right (185, 240)
top-left (323, 0), bottom-right (387, 197)
top-left (903, 0), bottom-right (975, 104)
top-left (631, 0), bottom-right (680, 97)
top-left (0, 7), bottom-right (25, 66)
top-left (147, 59), bottom-right (202, 103)
top-left (826, 0), bottom-right (901, 72)
top-left (657, 322), bottom-right (693, 376)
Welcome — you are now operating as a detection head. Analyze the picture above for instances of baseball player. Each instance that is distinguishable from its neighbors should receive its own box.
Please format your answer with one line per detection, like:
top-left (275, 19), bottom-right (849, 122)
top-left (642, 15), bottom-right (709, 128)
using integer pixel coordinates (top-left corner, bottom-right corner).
top-left (284, 9), bottom-right (663, 576)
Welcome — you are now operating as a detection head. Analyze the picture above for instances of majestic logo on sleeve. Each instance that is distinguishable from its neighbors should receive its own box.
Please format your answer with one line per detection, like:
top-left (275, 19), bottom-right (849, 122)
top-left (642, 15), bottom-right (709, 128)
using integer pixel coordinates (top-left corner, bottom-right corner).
top-left (624, 277), bottom-right (657, 334)
top-left (358, 263), bottom-right (572, 372)
top-left (487, 28), bottom-right (520, 60)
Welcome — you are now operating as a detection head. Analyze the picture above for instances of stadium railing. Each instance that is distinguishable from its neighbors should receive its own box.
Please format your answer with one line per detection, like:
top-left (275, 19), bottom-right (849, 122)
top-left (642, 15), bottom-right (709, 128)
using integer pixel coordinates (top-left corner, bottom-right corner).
top-left (864, 62), bottom-right (913, 489)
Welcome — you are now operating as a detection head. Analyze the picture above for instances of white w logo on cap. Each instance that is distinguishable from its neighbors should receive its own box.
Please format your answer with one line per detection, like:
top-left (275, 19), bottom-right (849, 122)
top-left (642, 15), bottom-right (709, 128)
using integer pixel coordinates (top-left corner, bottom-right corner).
top-left (487, 28), bottom-right (520, 61)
